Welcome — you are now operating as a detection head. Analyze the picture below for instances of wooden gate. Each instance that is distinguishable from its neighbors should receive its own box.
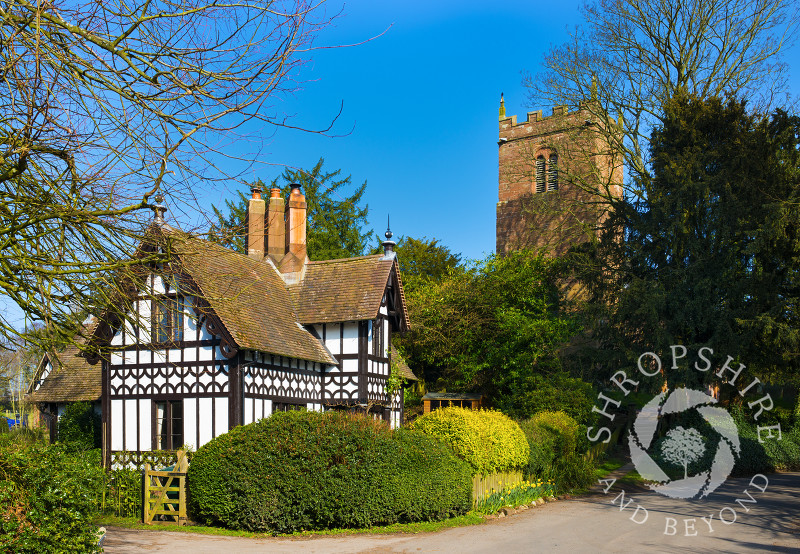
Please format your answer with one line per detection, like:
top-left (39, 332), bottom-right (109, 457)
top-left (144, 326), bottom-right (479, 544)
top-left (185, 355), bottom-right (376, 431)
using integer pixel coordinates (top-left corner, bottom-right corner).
top-left (143, 449), bottom-right (189, 525)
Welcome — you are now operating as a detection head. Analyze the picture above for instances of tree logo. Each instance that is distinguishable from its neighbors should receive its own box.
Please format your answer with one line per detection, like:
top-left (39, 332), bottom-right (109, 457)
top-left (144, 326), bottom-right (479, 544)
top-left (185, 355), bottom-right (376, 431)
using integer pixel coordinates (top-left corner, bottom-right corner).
top-left (629, 388), bottom-right (740, 499)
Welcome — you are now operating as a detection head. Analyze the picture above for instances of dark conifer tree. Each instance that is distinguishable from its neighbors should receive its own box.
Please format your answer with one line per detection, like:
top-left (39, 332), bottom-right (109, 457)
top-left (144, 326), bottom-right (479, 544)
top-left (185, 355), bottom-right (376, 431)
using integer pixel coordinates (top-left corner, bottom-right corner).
top-left (586, 93), bottom-right (800, 388)
top-left (209, 158), bottom-right (371, 261)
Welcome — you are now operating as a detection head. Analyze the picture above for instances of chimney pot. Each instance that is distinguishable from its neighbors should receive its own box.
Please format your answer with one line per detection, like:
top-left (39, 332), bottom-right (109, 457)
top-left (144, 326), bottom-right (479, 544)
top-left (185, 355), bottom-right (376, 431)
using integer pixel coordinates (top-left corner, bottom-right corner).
top-left (267, 186), bottom-right (286, 264)
top-left (247, 187), bottom-right (266, 260)
top-left (280, 183), bottom-right (308, 281)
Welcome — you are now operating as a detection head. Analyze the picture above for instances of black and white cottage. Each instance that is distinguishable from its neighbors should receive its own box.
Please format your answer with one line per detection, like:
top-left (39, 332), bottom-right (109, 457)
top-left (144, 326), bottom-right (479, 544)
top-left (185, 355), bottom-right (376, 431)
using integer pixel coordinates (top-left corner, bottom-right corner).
top-left (27, 185), bottom-right (415, 464)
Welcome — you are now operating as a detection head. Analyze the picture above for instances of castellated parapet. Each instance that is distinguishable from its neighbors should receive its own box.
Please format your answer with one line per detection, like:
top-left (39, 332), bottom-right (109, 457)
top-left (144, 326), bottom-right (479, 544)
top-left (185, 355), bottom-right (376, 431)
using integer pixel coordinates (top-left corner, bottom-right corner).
top-left (496, 98), bottom-right (623, 256)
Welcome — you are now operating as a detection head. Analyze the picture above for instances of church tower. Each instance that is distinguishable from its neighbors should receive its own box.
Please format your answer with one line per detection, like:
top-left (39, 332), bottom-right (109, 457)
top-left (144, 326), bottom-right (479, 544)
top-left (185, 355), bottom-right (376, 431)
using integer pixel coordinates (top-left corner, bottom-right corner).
top-left (496, 94), bottom-right (623, 256)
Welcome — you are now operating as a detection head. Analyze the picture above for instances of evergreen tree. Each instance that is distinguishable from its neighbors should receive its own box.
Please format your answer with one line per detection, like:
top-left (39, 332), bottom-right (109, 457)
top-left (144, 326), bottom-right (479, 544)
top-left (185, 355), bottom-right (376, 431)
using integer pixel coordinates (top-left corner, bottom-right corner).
top-left (586, 93), bottom-right (800, 388)
top-left (209, 159), bottom-right (371, 261)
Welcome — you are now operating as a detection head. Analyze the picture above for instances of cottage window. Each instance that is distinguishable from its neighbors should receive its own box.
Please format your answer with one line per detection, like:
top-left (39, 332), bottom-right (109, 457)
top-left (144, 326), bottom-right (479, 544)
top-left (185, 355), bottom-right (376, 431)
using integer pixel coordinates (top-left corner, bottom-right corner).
top-left (153, 400), bottom-right (183, 450)
top-left (371, 319), bottom-right (384, 357)
top-left (153, 295), bottom-right (184, 343)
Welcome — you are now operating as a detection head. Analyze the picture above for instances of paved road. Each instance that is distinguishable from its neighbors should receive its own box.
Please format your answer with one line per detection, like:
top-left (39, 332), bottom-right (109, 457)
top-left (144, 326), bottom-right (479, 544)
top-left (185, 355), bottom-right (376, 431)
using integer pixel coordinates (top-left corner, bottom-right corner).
top-left (104, 472), bottom-right (800, 553)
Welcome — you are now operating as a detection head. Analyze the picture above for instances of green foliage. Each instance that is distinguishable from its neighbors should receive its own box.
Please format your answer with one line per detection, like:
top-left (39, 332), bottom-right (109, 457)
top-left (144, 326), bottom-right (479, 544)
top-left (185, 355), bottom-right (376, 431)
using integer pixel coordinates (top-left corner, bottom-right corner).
top-left (0, 436), bottom-right (103, 553)
top-left (730, 406), bottom-right (800, 475)
top-left (410, 407), bottom-right (529, 475)
top-left (505, 373), bottom-right (595, 423)
top-left (585, 94), bottom-right (800, 388)
top-left (57, 402), bottom-right (101, 451)
top-left (519, 411), bottom-right (596, 493)
top-left (794, 395), bottom-right (800, 429)
top-left (390, 236), bottom-right (463, 292)
top-left (396, 250), bottom-right (584, 418)
top-left (187, 411), bottom-right (472, 533)
top-left (209, 158), bottom-right (371, 261)
top-left (99, 467), bottom-right (142, 519)
top-left (0, 415), bottom-right (8, 434)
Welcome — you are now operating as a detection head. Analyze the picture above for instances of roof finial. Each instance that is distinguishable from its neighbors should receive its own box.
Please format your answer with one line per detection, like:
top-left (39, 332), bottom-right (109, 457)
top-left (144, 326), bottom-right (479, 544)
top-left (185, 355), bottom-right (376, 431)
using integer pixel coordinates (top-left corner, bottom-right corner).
top-left (381, 214), bottom-right (396, 260)
top-left (385, 214), bottom-right (393, 240)
top-left (152, 194), bottom-right (167, 224)
top-left (590, 77), bottom-right (598, 102)
top-left (499, 92), bottom-right (506, 120)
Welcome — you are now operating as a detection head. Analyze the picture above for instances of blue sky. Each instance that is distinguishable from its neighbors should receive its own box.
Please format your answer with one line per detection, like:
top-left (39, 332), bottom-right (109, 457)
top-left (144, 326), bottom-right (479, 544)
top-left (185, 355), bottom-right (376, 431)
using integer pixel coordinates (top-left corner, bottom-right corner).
top-left (195, 0), bottom-right (800, 261)
top-left (197, 0), bottom-right (590, 260)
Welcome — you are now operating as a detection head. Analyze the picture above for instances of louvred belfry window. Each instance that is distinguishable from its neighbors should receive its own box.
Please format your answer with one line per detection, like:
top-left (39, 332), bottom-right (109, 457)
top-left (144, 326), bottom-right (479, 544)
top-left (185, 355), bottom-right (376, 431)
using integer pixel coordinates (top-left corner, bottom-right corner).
top-left (548, 154), bottom-right (558, 191)
top-left (535, 156), bottom-right (546, 193)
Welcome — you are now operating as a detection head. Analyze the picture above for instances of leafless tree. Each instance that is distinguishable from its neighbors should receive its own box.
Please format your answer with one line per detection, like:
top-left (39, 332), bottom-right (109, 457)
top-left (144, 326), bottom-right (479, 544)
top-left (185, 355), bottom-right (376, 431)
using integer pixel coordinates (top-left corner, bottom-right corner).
top-left (0, 0), bottom-right (337, 350)
top-left (525, 0), bottom-right (798, 187)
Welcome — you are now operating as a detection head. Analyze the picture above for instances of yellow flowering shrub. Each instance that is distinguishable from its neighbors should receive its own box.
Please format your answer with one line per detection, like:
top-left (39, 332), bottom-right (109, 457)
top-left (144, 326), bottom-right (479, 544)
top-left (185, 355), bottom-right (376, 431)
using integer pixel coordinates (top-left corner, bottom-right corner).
top-left (411, 407), bottom-right (529, 475)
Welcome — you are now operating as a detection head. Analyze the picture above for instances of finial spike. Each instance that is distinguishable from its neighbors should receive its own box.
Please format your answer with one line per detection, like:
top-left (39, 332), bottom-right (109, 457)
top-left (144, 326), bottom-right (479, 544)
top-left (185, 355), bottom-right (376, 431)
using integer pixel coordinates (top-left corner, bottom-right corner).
top-left (499, 92), bottom-right (506, 120)
top-left (152, 194), bottom-right (167, 224)
top-left (385, 214), bottom-right (393, 240)
top-left (382, 213), bottom-right (396, 260)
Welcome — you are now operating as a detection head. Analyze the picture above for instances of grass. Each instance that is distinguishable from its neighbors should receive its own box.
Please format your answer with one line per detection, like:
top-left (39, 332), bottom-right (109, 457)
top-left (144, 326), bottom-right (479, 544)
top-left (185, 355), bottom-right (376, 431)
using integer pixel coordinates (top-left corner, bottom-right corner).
top-left (94, 512), bottom-right (485, 538)
top-left (594, 456), bottom-right (628, 480)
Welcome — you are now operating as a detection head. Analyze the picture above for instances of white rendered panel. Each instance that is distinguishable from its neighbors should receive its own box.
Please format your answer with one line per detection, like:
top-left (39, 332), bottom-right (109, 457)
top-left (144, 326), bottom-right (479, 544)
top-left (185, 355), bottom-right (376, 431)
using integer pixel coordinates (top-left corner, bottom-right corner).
top-left (111, 400), bottom-right (124, 451)
top-left (243, 398), bottom-right (253, 425)
top-left (264, 399), bottom-right (272, 416)
top-left (342, 359), bottom-right (358, 373)
top-left (198, 398), bottom-right (213, 447)
top-left (183, 399), bottom-right (197, 451)
top-left (184, 347), bottom-right (196, 363)
top-left (198, 346), bottom-right (214, 361)
top-left (325, 323), bottom-right (341, 354)
top-left (124, 399), bottom-right (138, 451)
top-left (215, 398), bottom-right (228, 438)
top-left (139, 399), bottom-right (151, 451)
top-left (341, 322), bottom-right (359, 354)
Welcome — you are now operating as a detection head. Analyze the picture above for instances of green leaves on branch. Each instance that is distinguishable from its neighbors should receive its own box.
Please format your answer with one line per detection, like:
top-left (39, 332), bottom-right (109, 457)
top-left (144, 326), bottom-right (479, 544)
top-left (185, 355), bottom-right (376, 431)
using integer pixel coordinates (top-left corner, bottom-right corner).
top-left (396, 250), bottom-right (583, 418)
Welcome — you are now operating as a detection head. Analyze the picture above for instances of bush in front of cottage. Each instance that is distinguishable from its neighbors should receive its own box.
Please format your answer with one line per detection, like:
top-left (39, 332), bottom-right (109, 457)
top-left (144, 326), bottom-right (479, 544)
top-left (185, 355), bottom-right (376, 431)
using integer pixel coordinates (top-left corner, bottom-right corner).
top-left (410, 406), bottom-right (530, 475)
top-left (186, 410), bottom-right (472, 533)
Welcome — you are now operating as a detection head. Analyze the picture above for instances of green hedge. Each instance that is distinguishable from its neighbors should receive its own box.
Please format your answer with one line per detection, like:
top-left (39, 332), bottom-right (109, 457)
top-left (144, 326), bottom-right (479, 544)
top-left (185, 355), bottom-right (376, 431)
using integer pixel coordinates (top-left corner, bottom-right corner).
top-left (57, 402), bottom-right (101, 451)
top-left (410, 407), bottom-right (529, 475)
top-left (187, 411), bottom-right (472, 533)
top-left (731, 406), bottom-right (800, 475)
top-left (0, 435), bottom-right (103, 553)
top-left (519, 410), bottom-right (595, 492)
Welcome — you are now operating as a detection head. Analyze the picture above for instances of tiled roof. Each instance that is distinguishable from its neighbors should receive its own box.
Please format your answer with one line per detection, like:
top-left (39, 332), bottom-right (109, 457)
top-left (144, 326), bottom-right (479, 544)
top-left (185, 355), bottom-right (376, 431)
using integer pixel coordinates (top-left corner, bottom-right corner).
top-left (390, 345), bottom-right (418, 381)
top-left (166, 229), bottom-right (337, 365)
top-left (28, 229), bottom-right (413, 404)
top-left (289, 255), bottom-right (410, 329)
top-left (28, 323), bottom-right (101, 403)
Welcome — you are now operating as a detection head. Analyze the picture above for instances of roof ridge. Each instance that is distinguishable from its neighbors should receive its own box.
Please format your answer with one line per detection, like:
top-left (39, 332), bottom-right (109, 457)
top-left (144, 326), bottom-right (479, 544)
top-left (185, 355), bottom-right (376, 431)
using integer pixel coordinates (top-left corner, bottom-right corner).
top-left (305, 254), bottom-right (384, 265)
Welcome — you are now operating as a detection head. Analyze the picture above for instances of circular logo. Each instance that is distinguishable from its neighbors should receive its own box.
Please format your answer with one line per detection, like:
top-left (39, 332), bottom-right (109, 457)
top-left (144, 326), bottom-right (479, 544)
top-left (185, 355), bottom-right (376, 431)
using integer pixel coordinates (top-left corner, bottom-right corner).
top-left (628, 387), bottom-right (741, 499)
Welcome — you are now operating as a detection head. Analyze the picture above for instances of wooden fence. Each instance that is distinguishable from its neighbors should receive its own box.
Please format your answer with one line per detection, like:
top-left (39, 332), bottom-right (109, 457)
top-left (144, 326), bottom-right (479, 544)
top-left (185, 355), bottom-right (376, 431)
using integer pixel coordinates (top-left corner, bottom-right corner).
top-left (142, 449), bottom-right (189, 525)
top-left (112, 449), bottom-right (193, 471)
top-left (472, 470), bottom-right (524, 504)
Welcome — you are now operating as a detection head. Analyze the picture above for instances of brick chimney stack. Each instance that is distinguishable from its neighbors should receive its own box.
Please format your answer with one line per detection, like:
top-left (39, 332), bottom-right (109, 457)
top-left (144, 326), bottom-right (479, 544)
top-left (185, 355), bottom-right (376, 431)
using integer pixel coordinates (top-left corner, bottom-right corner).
top-left (247, 186), bottom-right (266, 260)
top-left (279, 183), bottom-right (308, 282)
top-left (267, 187), bottom-right (285, 265)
